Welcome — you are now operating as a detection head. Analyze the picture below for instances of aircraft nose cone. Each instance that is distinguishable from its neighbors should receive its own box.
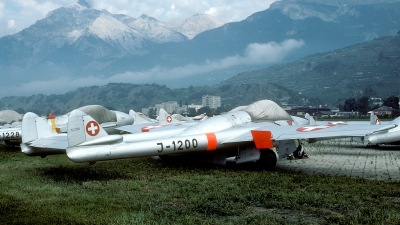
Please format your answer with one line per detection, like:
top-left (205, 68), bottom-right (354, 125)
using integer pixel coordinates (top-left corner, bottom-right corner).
top-left (66, 147), bottom-right (86, 163)
top-left (367, 135), bottom-right (378, 144)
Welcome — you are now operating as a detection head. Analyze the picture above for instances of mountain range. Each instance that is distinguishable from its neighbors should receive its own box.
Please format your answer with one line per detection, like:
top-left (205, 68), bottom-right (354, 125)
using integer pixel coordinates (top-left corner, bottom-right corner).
top-left (223, 33), bottom-right (400, 105)
top-left (0, 33), bottom-right (399, 114)
top-left (0, 0), bottom-right (400, 105)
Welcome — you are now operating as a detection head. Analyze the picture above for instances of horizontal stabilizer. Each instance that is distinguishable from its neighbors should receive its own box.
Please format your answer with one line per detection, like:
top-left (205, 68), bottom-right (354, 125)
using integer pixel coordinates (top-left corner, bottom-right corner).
top-left (79, 135), bottom-right (123, 146)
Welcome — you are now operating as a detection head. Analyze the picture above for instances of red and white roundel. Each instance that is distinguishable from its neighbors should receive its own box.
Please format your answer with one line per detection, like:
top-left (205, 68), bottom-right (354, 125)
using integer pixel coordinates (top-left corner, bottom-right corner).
top-left (296, 125), bottom-right (332, 132)
top-left (166, 116), bottom-right (172, 123)
top-left (327, 121), bottom-right (347, 125)
top-left (86, 121), bottom-right (100, 136)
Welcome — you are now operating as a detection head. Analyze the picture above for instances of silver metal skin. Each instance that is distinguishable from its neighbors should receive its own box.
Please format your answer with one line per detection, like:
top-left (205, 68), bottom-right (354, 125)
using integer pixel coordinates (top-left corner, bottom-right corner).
top-left (367, 117), bottom-right (400, 145)
top-left (20, 110), bottom-right (134, 157)
top-left (65, 109), bottom-right (387, 166)
top-left (66, 110), bottom-right (268, 164)
top-left (0, 127), bottom-right (22, 145)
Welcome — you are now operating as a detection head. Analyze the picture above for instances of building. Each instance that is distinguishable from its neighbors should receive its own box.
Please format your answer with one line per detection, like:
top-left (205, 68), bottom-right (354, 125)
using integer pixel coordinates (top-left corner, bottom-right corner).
top-left (187, 104), bottom-right (203, 111)
top-left (286, 107), bottom-right (332, 117)
top-left (372, 106), bottom-right (396, 116)
top-left (369, 97), bottom-right (383, 107)
top-left (142, 101), bottom-right (188, 116)
top-left (202, 95), bottom-right (221, 109)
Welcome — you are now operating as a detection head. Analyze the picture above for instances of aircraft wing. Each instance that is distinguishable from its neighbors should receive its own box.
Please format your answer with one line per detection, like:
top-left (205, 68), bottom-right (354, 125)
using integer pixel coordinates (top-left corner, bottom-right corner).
top-left (224, 123), bottom-right (381, 144)
top-left (116, 121), bottom-right (198, 134)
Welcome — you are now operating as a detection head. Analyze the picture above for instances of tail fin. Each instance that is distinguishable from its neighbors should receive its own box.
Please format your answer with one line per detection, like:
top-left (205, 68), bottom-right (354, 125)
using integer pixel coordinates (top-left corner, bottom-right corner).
top-left (303, 113), bottom-right (317, 125)
top-left (370, 112), bottom-right (381, 125)
top-left (67, 109), bottom-right (109, 147)
top-left (22, 112), bottom-right (55, 143)
top-left (158, 108), bottom-right (178, 125)
top-left (291, 114), bottom-right (311, 126)
top-left (129, 110), bottom-right (152, 124)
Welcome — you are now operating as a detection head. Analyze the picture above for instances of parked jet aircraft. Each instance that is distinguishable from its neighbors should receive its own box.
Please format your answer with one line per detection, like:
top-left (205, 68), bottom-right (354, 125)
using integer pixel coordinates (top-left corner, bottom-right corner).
top-left (20, 105), bottom-right (134, 156)
top-left (20, 107), bottom-right (183, 157)
top-left (128, 110), bottom-right (155, 124)
top-left (366, 116), bottom-right (400, 146)
top-left (117, 108), bottom-right (188, 133)
top-left (193, 113), bottom-right (208, 121)
top-left (65, 100), bottom-right (381, 169)
top-left (0, 110), bottom-right (23, 145)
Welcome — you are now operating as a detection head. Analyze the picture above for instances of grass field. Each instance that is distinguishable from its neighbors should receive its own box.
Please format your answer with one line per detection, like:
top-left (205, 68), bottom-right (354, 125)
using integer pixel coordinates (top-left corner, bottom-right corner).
top-left (1, 144), bottom-right (400, 225)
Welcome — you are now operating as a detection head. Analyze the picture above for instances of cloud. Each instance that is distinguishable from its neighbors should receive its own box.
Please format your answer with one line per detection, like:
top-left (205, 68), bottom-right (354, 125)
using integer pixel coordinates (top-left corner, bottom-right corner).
top-left (7, 19), bottom-right (14, 28)
top-left (205, 7), bottom-right (218, 17)
top-left (0, 39), bottom-right (304, 97)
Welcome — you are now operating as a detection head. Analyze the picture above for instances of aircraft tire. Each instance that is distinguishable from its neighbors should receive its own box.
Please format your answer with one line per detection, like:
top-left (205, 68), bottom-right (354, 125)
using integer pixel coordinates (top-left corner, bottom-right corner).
top-left (257, 149), bottom-right (277, 170)
top-left (294, 149), bottom-right (304, 159)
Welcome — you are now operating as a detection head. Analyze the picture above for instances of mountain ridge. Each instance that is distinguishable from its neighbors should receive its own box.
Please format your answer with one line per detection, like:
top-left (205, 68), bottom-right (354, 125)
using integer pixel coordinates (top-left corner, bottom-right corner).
top-left (1, 0), bottom-right (400, 97)
top-left (223, 33), bottom-right (400, 105)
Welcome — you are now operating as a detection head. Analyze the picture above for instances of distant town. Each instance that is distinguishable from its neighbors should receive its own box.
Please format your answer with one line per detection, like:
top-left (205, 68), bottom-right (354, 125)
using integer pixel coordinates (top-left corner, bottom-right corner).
top-left (141, 95), bottom-right (400, 119)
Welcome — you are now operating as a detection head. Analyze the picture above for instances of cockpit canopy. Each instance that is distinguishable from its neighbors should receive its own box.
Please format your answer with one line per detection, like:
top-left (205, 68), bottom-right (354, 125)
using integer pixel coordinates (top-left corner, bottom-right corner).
top-left (230, 100), bottom-right (292, 122)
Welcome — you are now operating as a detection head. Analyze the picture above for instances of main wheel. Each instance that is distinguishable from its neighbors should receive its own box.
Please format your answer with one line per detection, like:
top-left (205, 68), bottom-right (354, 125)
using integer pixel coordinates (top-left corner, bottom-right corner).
top-left (294, 149), bottom-right (305, 159)
top-left (257, 149), bottom-right (277, 170)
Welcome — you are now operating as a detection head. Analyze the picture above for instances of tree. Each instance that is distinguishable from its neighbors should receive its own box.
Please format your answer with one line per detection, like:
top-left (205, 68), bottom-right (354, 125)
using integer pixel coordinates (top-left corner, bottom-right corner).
top-left (197, 106), bottom-right (212, 115)
top-left (148, 108), bottom-right (156, 119)
top-left (363, 86), bottom-right (377, 97)
top-left (214, 106), bottom-right (227, 115)
top-left (343, 98), bottom-right (356, 111)
top-left (187, 107), bottom-right (197, 116)
top-left (383, 96), bottom-right (399, 109)
top-left (355, 96), bottom-right (369, 115)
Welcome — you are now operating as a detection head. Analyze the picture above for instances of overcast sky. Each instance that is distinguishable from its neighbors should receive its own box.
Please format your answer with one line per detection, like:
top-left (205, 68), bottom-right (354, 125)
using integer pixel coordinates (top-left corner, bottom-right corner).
top-left (0, 0), bottom-right (275, 38)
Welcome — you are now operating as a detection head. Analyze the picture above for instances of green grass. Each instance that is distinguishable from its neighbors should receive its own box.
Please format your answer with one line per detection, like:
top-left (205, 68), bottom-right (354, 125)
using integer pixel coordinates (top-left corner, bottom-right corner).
top-left (1, 145), bottom-right (400, 224)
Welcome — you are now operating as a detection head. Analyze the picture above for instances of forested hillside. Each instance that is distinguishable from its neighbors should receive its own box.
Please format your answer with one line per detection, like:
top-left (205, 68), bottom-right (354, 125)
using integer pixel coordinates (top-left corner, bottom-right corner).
top-left (223, 33), bottom-right (400, 105)
top-left (0, 83), bottom-right (295, 116)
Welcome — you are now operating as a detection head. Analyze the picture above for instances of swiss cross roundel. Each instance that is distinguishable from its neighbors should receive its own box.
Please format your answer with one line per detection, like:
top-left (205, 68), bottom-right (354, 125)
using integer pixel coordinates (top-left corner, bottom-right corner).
top-left (166, 116), bottom-right (172, 123)
top-left (296, 125), bottom-right (332, 132)
top-left (86, 121), bottom-right (100, 136)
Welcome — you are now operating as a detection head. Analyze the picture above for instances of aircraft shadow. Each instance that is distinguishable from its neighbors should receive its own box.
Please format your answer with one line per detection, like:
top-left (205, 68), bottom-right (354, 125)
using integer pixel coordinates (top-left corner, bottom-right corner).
top-left (152, 156), bottom-right (274, 172)
top-left (37, 165), bottom-right (129, 183)
top-left (311, 143), bottom-right (400, 151)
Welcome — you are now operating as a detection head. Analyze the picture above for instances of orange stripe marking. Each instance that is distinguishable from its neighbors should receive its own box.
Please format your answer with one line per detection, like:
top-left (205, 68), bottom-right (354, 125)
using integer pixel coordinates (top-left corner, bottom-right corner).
top-left (205, 133), bottom-right (217, 151)
top-left (251, 130), bottom-right (274, 149)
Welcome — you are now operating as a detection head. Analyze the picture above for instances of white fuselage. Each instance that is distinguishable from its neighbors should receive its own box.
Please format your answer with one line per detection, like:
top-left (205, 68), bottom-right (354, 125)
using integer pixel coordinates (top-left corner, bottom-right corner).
top-left (367, 125), bottom-right (400, 145)
top-left (67, 111), bottom-right (268, 163)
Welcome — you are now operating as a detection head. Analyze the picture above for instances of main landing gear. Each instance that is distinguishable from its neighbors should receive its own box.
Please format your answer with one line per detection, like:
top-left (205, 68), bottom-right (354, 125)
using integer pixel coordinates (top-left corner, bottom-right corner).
top-left (256, 149), bottom-right (277, 170)
top-left (286, 141), bottom-right (309, 160)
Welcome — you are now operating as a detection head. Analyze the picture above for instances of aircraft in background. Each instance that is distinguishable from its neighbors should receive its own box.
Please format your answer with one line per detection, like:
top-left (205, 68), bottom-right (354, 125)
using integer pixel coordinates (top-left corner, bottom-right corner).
top-left (0, 110), bottom-right (23, 145)
top-left (128, 110), bottom-right (156, 124)
top-left (20, 107), bottom-right (184, 157)
top-left (65, 100), bottom-right (381, 169)
top-left (117, 108), bottom-right (188, 134)
top-left (20, 105), bottom-right (134, 157)
top-left (193, 113), bottom-right (208, 121)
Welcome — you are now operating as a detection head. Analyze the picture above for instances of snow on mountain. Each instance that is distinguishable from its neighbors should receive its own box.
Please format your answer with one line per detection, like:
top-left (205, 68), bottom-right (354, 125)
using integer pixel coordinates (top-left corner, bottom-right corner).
top-left (6, 0), bottom-right (226, 58)
top-left (87, 10), bottom-right (145, 52)
top-left (168, 14), bottom-right (227, 39)
top-left (116, 14), bottom-right (187, 43)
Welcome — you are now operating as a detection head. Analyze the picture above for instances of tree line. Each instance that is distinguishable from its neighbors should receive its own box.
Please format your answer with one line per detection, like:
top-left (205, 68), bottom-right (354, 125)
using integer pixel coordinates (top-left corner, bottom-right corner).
top-left (341, 95), bottom-right (399, 116)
